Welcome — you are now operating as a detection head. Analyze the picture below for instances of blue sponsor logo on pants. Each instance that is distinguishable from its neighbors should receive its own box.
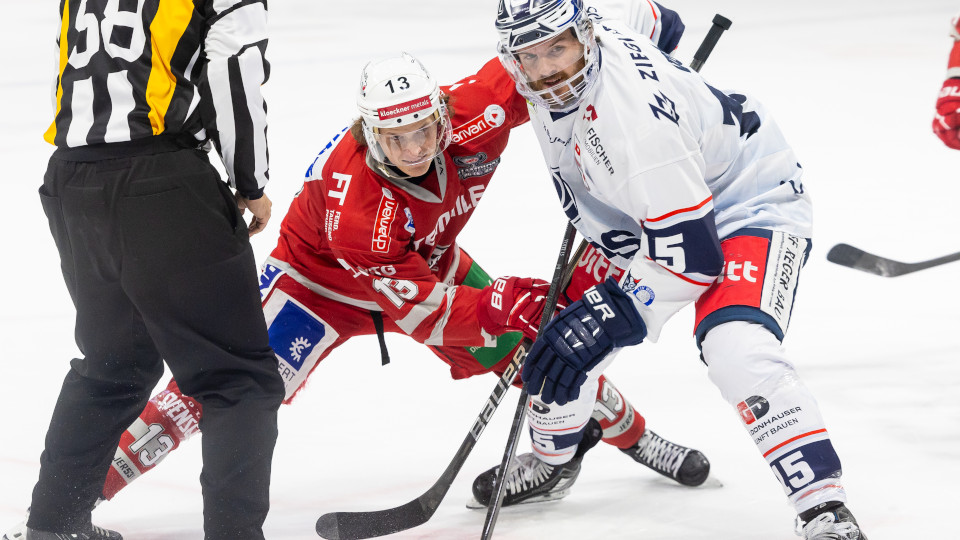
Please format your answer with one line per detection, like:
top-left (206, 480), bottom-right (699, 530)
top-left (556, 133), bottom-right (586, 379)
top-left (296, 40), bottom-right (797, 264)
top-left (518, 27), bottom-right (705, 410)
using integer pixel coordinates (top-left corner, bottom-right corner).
top-left (268, 301), bottom-right (326, 371)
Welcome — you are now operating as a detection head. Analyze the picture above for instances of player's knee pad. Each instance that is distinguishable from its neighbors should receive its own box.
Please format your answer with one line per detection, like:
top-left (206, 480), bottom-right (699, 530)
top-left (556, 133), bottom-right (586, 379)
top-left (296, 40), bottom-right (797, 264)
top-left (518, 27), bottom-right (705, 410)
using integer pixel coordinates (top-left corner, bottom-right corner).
top-left (702, 321), bottom-right (845, 510)
top-left (702, 320), bottom-right (796, 404)
top-left (526, 370), bottom-right (604, 465)
top-left (591, 375), bottom-right (645, 449)
top-left (525, 354), bottom-right (619, 464)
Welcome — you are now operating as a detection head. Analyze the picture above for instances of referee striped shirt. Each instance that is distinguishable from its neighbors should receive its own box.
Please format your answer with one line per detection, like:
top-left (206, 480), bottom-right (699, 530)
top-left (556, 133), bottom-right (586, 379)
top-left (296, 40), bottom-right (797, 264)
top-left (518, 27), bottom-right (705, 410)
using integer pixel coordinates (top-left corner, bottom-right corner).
top-left (47, 0), bottom-right (270, 198)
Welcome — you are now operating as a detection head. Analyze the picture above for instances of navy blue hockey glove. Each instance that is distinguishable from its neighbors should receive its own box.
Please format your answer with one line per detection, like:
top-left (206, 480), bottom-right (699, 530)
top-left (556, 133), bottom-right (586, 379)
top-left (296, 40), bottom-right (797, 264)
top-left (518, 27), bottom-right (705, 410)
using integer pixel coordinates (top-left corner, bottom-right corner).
top-left (522, 279), bottom-right (647, 405)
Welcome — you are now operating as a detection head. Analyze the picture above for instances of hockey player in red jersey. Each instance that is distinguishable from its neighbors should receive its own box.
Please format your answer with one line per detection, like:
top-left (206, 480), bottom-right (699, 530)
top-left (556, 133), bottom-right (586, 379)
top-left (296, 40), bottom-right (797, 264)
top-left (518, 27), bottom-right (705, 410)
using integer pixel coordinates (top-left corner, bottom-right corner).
top-left (932, 14), bottom-right (960, 149)
top-left (2, 51), bottom-right (709, 539)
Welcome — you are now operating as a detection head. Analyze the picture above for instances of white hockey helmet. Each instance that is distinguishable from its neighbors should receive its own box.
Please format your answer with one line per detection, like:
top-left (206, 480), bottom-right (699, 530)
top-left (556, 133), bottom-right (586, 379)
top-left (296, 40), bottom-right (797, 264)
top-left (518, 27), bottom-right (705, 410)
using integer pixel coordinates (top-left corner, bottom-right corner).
top-left (495, 0), bottom-right (599, 112)
top-left (356, 52), bottom-right (452, 171)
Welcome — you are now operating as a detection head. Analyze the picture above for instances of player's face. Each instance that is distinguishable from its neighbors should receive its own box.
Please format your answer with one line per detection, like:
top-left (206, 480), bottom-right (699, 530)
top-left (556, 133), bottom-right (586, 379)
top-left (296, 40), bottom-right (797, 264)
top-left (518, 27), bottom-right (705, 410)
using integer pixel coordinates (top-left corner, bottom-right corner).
top-left (375, 115), bottom-right (442, 177)
top-left (515, 30), bottom-right (586, 94)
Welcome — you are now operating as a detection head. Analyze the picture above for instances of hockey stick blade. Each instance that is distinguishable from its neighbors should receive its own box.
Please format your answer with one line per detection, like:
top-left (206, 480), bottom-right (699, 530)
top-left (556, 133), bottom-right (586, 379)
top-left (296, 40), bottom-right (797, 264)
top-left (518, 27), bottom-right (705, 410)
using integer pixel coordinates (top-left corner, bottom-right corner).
top-left (826, 243), bottom-right (960, 277)
top-left (315, 340), bottom-right (530, 540)
top-left (316, 499), bottom-right (425, 540)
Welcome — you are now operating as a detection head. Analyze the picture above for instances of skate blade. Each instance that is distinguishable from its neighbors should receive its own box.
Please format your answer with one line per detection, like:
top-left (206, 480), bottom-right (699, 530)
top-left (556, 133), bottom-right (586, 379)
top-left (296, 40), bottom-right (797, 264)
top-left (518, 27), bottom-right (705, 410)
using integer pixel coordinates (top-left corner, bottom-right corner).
top-left (2, 520), bottom-right (27, 540)
top-left (694, 476), bottom-right (724, 489)
top-left (466, 488), bottom-right (571, 510)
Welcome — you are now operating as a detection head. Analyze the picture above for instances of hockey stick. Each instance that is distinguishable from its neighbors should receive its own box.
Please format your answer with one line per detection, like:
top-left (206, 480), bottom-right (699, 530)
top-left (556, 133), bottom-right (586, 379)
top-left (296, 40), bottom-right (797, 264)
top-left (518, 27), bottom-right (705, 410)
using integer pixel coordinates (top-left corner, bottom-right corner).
top-left (315, 223), bottom-right (579, 540)
top-left (480, 223), bottom-right (578, 539)
top-left (480, 14), bottom-right (734, 540)
top-left (689, 14), bottom-right (732, 72)
top-left (826, 243), bottom-right (960, 277)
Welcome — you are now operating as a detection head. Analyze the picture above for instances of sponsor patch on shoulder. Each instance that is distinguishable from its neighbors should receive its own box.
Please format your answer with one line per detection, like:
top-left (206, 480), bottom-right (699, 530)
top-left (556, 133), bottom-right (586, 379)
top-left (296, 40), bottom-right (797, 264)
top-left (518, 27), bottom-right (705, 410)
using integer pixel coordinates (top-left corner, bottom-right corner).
top-left (453, 152), bottom-right (501, 179)
top-left (451, 104), bottom-right (506, 144)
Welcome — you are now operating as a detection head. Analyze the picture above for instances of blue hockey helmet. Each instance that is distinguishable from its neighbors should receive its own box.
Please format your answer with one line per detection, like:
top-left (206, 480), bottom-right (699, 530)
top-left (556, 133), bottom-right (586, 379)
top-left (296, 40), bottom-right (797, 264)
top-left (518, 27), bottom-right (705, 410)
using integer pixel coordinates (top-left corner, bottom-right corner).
top-left (495, 0), bottom-right (599, 112)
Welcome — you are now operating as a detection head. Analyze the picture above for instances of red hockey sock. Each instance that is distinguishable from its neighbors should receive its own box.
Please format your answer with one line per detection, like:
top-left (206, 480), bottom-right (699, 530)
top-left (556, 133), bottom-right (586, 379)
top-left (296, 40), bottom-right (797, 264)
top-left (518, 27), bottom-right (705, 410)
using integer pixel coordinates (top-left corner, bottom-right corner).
top-left (102, 378), bottom-right (203, 500)
top-left (592, 375), bottom-right (646, 449)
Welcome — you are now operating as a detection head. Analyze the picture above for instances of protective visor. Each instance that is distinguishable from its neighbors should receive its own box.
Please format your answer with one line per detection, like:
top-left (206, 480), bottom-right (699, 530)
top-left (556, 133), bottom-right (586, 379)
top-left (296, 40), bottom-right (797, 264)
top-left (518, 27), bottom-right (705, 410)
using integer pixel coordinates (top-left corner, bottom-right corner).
top-left (498, 26), bottom-right (598, 112)
top-left (363, 109), bottom-right (452, 169)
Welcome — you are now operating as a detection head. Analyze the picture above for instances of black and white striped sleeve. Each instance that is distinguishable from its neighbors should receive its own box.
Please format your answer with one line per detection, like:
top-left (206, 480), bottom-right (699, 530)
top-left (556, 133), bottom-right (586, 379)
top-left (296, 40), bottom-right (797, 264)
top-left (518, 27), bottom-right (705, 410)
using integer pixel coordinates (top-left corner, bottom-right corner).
top-left (203, 0), bottom-right (270, 199)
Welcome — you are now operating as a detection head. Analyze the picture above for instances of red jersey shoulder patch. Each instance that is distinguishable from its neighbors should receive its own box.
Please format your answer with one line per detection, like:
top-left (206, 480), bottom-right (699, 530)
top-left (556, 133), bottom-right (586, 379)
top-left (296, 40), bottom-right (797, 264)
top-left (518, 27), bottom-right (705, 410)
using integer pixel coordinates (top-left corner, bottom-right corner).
top-left (451, 104), bottom-right (507, 145)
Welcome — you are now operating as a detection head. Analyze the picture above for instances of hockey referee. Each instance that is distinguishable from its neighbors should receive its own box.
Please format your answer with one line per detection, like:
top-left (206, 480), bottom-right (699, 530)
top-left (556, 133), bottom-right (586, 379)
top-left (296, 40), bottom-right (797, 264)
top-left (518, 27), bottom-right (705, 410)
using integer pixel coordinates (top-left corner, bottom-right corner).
top-left (18, 1), bottom-right (286, 539)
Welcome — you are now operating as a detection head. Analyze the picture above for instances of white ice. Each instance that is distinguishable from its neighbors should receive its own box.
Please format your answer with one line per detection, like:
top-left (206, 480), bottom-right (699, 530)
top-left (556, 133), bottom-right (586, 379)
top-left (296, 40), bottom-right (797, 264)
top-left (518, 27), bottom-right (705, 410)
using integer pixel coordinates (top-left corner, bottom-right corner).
top-left (2, 1), bottom-right (958, 538)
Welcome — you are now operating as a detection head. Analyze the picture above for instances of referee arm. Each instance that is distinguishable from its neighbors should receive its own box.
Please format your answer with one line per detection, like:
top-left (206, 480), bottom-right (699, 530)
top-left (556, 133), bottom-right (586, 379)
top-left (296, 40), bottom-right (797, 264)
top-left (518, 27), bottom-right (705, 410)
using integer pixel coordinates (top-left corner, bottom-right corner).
top-left (203, 0), bottom-right (272, 235)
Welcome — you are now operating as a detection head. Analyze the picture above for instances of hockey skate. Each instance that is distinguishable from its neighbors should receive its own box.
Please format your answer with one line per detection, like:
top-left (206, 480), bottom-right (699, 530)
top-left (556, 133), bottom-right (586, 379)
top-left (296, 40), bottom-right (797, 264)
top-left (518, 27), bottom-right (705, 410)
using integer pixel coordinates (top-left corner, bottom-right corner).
top-left (1, 523), bottom-right (121, 540)
top-left (619, 429), bottom-right (710, 487)
top-left (468, 418), bottom-right (603, 508)
top-left (796, 502), bottom-right (867, 540)
top-left (1, 518), bottom-right (25, 540)
top-left (2, 510), bottom-right (120, 540)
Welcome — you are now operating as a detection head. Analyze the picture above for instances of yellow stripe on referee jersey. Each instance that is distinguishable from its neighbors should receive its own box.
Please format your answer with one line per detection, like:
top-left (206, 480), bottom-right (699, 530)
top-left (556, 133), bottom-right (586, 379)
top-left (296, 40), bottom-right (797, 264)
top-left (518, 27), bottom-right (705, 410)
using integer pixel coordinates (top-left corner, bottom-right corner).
top-left (146, 0), bottom-right (194, 135)
top-left (44, 0), bottom-right (72, 145)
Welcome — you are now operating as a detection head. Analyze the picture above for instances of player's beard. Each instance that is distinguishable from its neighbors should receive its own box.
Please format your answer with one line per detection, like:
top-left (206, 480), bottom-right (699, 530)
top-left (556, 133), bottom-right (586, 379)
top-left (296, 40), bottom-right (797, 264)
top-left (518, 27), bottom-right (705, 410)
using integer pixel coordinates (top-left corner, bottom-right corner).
top-left (529, 56), bottom-right (588, 109)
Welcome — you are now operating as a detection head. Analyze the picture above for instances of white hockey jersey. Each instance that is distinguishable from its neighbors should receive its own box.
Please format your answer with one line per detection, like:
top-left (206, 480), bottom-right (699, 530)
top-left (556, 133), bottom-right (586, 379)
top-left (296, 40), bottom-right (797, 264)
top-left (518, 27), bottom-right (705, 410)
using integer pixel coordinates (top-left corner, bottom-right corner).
top-left (527, 13), bottom-right (813, 341)
top-left (587, 0), bottom-right (683, 51)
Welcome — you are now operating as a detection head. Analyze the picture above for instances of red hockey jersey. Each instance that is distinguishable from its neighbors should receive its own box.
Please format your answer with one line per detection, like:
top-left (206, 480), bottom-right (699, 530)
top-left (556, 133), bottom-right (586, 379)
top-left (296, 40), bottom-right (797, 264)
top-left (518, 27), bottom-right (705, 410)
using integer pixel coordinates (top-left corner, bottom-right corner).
top-left (268, 58), bottom-right (528, 347)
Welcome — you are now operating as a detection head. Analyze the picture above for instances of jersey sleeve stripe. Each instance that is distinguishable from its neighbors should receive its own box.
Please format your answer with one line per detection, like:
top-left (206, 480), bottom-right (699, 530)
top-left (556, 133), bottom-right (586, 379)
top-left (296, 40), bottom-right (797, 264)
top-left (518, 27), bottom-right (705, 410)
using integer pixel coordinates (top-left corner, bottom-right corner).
top-left (205, 1), bottom-right (270, 195)
top-left (146, 0), bottom-right (194, 135)
top-left (423, 286), bottom-right (458, 345)
top-left (644, 256), bottom-right (716, 286)
top-left (237, 45), bottom-right (270, 189)
top-left (645, 0), bottom-right (659, 38)
top-left (645, 195), bottom-right (713, 223)
top-left (395, 284), bottom-right (449, 335)
top-left (44, 3), bottom-right (71, 145)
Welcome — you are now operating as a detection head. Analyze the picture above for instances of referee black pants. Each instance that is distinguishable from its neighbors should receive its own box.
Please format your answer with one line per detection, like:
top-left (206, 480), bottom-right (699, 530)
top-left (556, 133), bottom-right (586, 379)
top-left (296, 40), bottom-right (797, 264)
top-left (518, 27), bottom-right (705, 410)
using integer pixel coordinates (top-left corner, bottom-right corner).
top-left (28, 144), bottom-right (285, 539)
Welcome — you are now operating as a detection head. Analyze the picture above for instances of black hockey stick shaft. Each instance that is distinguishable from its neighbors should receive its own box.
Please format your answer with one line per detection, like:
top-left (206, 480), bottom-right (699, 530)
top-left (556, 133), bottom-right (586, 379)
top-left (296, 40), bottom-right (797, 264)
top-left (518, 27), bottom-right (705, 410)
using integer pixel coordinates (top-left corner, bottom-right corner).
top-left (689, 14), bottom-right (732, 72)
top-left (826, 243), bottom-right (960, 277)
top-left (315, 224), bottom-right (580, 540)
top-left (481, 14), bottom-right (733, 540)
top-left (481, 222), bottom-right (578, 539)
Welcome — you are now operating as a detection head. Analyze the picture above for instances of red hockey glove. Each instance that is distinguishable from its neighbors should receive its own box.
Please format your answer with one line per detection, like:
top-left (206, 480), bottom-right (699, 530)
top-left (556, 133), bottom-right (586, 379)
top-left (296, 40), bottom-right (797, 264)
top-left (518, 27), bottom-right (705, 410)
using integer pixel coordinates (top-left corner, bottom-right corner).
top-left (477, 276), bottom-right (559, 341)
top-left (933, 78), bottom-right (960, 150)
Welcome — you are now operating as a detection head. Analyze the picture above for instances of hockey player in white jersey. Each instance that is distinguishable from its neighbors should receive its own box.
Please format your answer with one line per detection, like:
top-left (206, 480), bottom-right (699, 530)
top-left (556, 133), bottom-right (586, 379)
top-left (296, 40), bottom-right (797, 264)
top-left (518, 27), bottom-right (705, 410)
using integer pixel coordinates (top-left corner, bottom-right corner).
top-left (485, 0), bottom-right (868, 538)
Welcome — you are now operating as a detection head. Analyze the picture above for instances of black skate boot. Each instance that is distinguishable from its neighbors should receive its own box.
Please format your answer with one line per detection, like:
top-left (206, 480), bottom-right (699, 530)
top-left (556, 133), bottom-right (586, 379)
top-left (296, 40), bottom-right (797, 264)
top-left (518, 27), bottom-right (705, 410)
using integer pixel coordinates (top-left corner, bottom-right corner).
top-left (620, 429), bottom-right (710, 486)
top-left (0, 519), bottom-right (25, 540)
top-left (20, 522), bottom-right (122, 540)
top-left (796, 501), bottom-right (867, 540)
top-left (469, 418), bottom-right (603, 508)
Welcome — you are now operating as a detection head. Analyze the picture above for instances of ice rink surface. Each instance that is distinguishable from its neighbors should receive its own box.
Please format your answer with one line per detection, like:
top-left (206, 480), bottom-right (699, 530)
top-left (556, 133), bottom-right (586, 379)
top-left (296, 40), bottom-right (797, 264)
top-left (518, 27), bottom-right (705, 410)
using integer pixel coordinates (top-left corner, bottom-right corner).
top-left (2, 1), bottom-right (958, 538)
